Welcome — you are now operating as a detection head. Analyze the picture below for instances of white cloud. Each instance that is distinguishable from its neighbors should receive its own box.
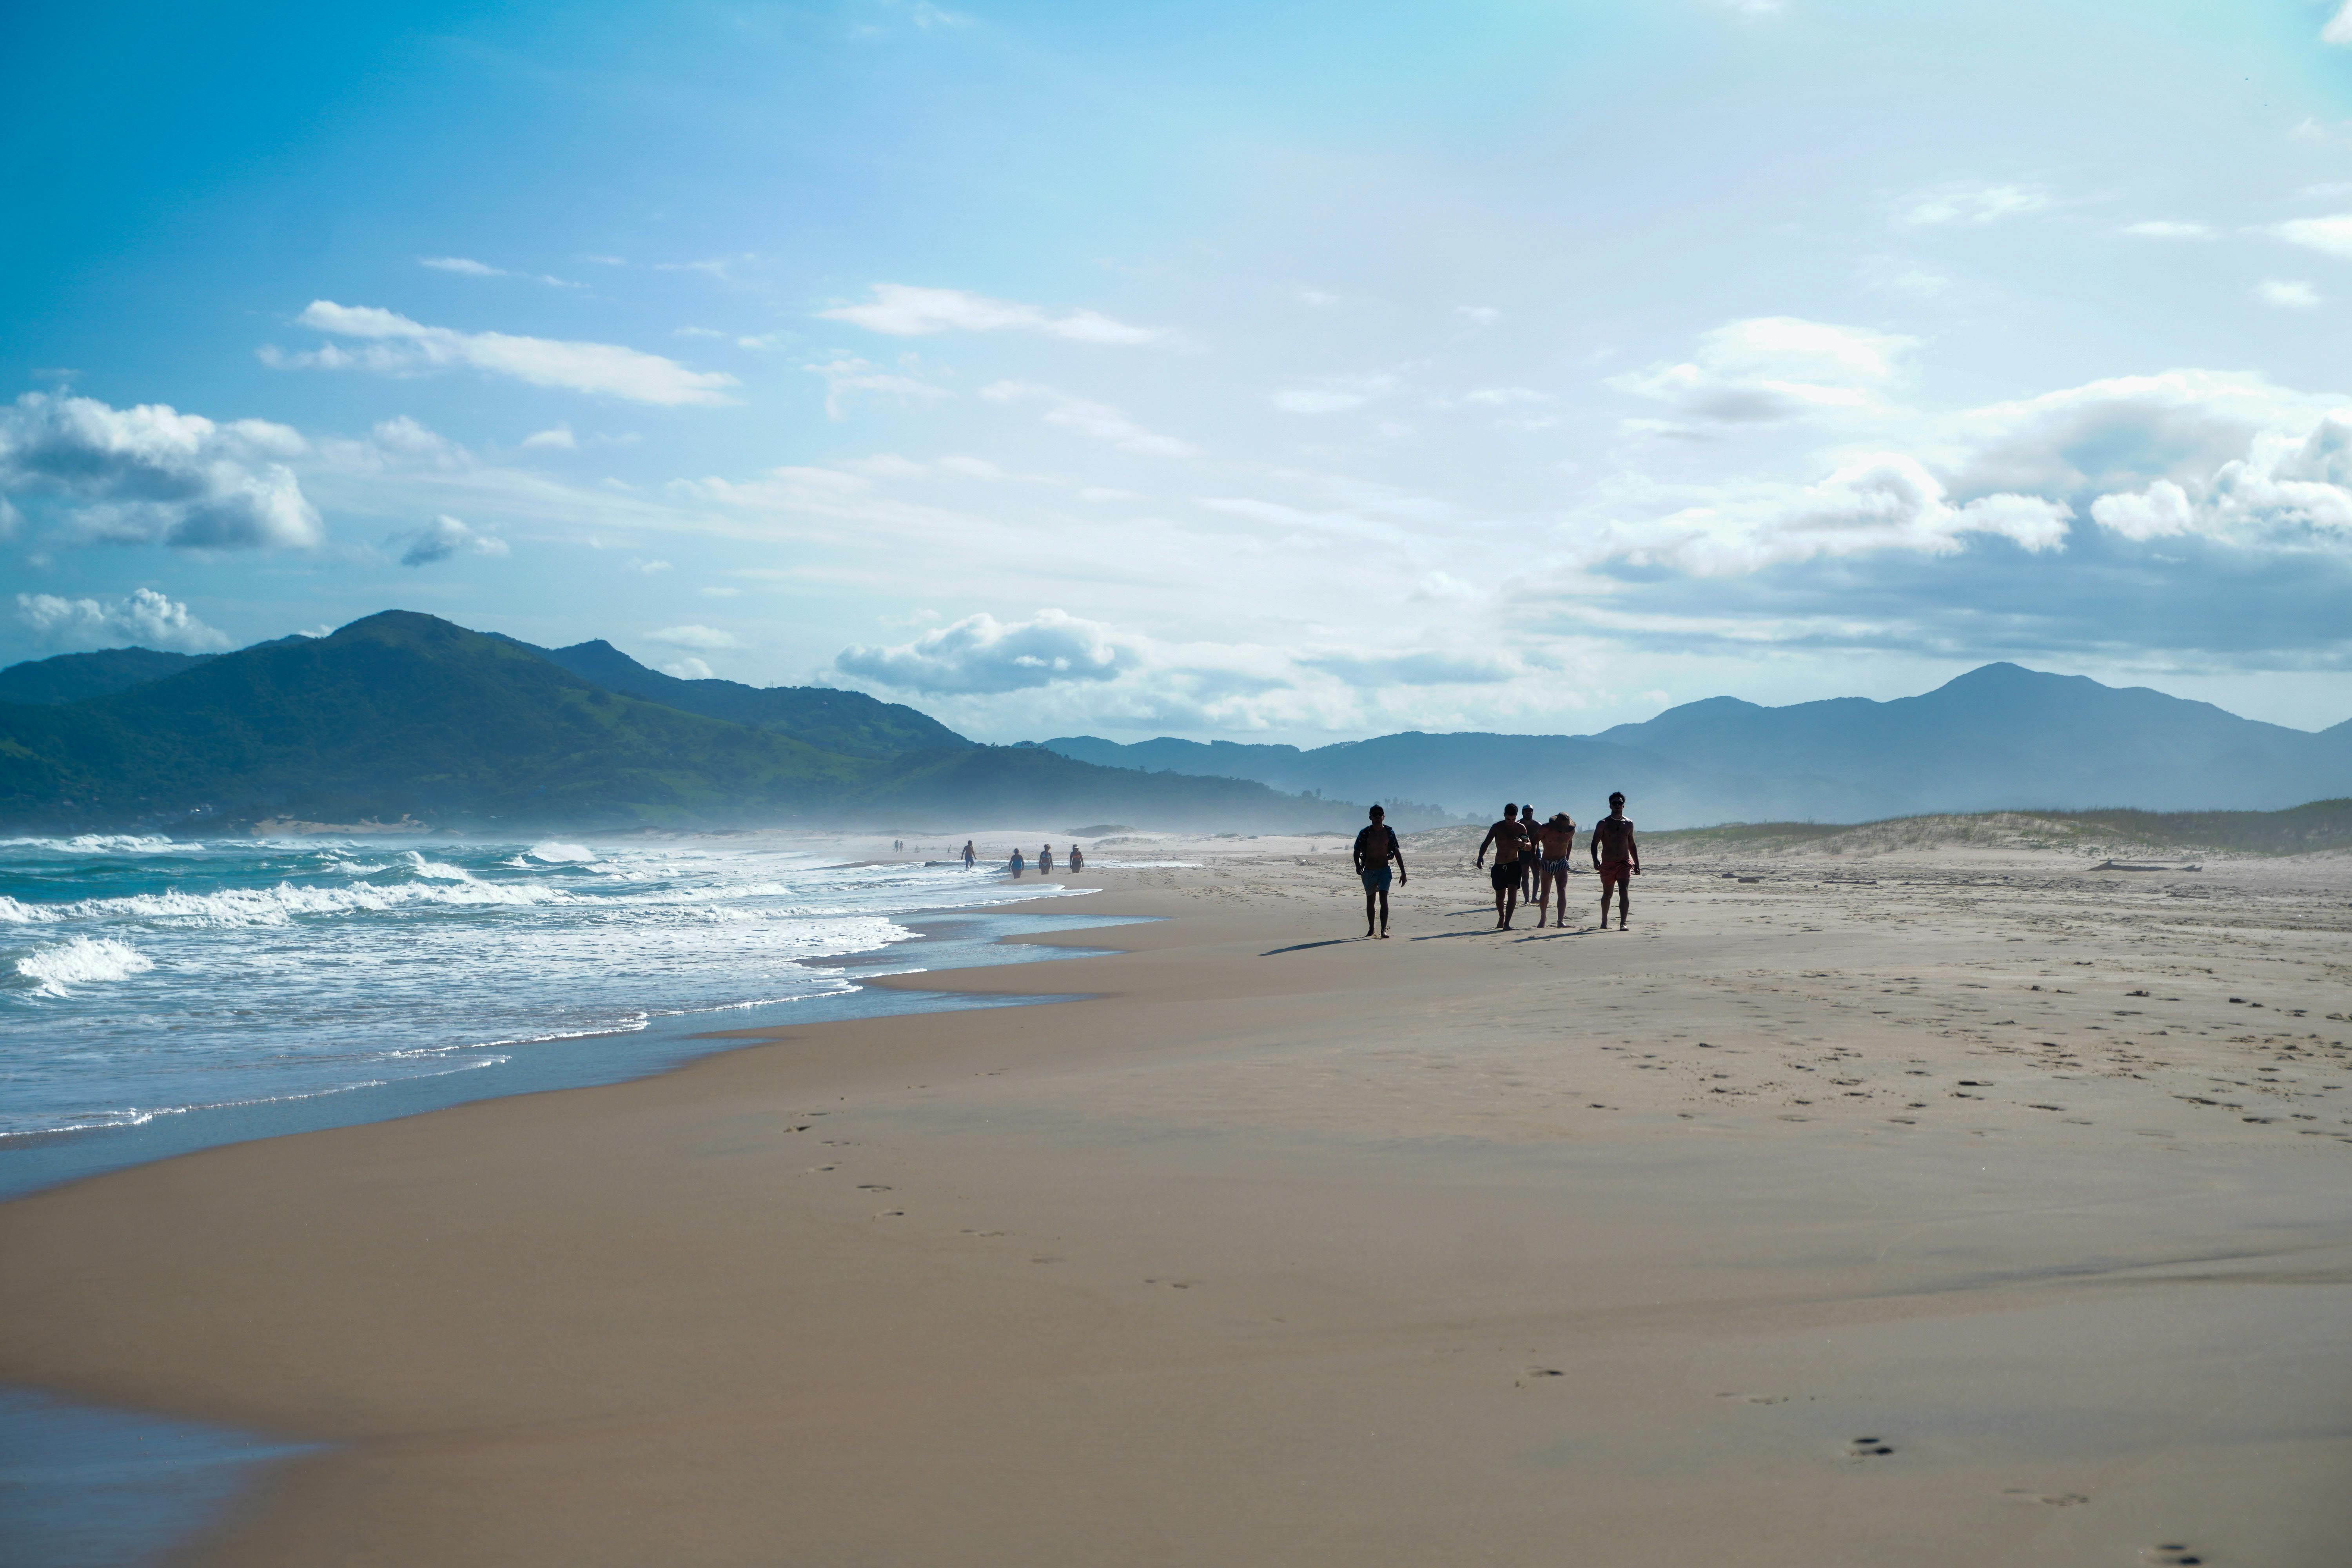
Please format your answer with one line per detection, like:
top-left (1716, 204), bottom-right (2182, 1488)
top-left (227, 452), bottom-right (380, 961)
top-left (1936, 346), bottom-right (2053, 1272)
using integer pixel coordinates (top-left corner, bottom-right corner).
top-left (2121, 220), bottom-right (2216, 240)
top-left (0, 391), bottom-right (322, 550)
top-left (1299, 650), bottom-right (1521, 686)
top-left (1298, 288), bottom-right (1344, 308)
top-left (660, 656), bottom-right (715, 679)
top-left (2269, 215), bottom-right (2352, 260)
top-left (394, 514), bottom-right (509, 566)
top-left (2255, 278), bottom-right (2322, 309)
top-left (1896, 180), bottom-right (2054, 227)
top-left (1718, 0), bottom-right (1784, 13)
top-left (1454, 305), bottom-right (1501, 325)
top-left (1457, 387), bottom-right (1552, 407)
top-left (521, 423), bottom-right (577, 449)
top-left (980, 381), bottom-right (1199, 456)
top-left (1942, 369), bottom-right (2337, 498)
top-left (818, 283), bottom-right (1178, 346)
top-left (2090, 412), bottom-right (2352, 540)
top-left (1588, 455), bottom-right (2071, 576)
top-left (649, 624), bottom-right (743, 650)
top-left (15, 588), bottom-right (231, 651)
top-left (806, 356), bottom-right (953, 418)
top-left (419, 256), bottom-right (579, 289)
top-left (1272, 374), bottom-right (1397, 415)
top-left (624, 557), bottom-right (672, 574)
top-left (836, 608), bottom-right (1137, 693)
top-left (1610, 317), bottom-right (1915, 423)
top-left (269, 301), bottom-right (738, 406)
top-left (2325, 1), bottom-right (2352, 44)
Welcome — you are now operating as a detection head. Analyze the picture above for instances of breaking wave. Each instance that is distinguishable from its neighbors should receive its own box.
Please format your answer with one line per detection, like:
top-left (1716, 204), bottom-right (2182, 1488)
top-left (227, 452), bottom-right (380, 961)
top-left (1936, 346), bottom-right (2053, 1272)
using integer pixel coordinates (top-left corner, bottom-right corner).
top-left (15, 936), bottom-right (155, 997)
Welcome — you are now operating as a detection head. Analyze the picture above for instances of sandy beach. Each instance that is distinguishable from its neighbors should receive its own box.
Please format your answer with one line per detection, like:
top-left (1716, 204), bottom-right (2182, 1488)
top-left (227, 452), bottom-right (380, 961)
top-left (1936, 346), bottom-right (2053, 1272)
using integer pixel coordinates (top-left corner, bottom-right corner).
top-left (4, 831), bottom-right (2350, 1566)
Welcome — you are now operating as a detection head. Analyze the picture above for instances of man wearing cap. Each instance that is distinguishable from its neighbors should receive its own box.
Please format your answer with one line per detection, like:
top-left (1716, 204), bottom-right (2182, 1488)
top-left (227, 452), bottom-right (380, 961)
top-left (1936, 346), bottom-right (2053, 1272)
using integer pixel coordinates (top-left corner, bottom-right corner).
top-left (1590, 791), bottom-right (1639, 929)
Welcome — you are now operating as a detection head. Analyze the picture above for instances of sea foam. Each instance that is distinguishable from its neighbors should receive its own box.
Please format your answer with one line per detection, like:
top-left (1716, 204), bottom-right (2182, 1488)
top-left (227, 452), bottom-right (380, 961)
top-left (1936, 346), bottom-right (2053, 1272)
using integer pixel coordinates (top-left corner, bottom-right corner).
top-left (15, 936), bottom-right (155, 996)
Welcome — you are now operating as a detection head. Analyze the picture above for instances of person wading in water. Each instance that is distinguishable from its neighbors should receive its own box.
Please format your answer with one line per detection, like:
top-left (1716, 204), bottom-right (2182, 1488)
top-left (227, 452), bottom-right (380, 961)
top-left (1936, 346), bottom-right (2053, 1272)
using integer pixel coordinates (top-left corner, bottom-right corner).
top-left (1352, 805), bottom-right (1406, 938)
top-left (1475, 804), bottom-right (1530, 930)
top-left (1590, 792), bottom-right (1639, 929)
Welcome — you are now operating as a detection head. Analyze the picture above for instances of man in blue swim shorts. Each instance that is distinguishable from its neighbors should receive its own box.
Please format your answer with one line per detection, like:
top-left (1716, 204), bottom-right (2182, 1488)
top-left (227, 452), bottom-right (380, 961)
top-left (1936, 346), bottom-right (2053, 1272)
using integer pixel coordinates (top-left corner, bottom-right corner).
top-left (1353, 804), bottom-right (1407, 938)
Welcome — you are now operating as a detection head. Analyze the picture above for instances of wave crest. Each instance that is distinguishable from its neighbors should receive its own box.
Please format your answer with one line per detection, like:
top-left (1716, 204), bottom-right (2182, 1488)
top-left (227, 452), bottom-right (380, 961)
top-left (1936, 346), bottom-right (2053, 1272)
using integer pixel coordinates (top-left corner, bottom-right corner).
top-left (16, 936), bottom-right (156, 996)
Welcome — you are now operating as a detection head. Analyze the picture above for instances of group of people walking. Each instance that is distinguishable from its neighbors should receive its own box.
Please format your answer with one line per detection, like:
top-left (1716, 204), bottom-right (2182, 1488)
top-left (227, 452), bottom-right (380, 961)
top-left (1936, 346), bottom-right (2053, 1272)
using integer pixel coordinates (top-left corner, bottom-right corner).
top-left (977, 840), bottom-right (1083, 878)
top-left (1350, 794), bottom-right (1639, 938)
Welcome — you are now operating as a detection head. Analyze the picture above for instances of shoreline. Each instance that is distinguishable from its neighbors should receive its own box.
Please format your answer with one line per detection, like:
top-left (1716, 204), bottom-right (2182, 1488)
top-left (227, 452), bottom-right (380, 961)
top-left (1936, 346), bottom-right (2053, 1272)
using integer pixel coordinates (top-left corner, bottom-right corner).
top-left (0, 890), bottom-right (1133, 1203)
top-left (0, 887), bottom-right (1145, 1568)
top-left (4, 848), bottom-right (2350, 1564)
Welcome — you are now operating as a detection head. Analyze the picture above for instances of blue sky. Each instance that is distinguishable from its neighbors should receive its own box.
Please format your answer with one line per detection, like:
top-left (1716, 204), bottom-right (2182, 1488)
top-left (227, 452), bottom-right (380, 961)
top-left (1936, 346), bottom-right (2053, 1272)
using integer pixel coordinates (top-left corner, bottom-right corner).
top-left (7, 0), bottom-right (2352, 739)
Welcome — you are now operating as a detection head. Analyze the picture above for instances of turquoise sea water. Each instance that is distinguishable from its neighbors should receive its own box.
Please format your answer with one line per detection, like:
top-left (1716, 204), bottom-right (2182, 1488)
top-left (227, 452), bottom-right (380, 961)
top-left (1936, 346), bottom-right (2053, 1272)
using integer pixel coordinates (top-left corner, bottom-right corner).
top-left (0, 833), bottom-right (1116, 1152)
top-left (0, 832), bottom-right (1151, 1564)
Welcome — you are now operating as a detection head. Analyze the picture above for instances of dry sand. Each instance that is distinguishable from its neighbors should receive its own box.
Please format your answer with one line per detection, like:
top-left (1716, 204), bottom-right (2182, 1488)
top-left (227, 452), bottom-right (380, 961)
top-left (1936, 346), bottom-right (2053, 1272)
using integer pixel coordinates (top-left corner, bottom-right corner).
top-left (3, 831), bottom-right (2349, 1566)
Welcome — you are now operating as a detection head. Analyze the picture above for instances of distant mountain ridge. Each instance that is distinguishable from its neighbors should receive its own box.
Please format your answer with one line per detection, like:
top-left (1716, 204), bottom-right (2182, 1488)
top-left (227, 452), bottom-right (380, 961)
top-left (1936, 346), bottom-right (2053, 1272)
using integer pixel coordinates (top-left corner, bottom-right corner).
top-left (490, 636), bottom-right (971, 760)
top-left (0, 613), bottom-right (1370, 834)
top-left (1043, 664), bottom-right (2352, 827)
top-left (14, 633), bottom-right (2348, 833)
top-left (0, 647), bottom-right (216, 705)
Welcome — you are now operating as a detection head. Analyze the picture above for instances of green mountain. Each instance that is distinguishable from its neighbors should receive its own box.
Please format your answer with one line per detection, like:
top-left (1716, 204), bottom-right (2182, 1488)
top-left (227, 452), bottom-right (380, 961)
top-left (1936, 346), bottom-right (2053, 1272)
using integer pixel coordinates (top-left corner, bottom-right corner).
top-left (0, 611), bottom-right (1363, 834)
top-left (0, 647), bottom-right (216, 705)
top-left (496, 635), bottom-right (968, 759)
top-left (1045, 664), bottom-right (2352, 826)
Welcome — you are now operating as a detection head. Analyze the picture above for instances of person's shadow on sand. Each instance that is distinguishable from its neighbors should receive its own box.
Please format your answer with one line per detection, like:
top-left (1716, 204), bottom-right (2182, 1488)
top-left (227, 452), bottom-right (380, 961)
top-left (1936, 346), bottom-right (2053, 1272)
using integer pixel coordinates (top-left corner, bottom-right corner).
top-left (1260, 940), bottom-right (1352, 956)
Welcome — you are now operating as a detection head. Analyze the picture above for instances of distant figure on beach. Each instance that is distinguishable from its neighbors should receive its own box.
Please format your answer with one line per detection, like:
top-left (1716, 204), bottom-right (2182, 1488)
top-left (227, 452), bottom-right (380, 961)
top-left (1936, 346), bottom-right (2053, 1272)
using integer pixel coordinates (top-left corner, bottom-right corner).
top-left (1535, 811), bottom-right (1577, 927)
top-left (1009, 847), bottom-right (1025, 878)
top-left (963, 840), bottom-right (976, 869)
top-left (1517, 801), bottom-right (1543, 900)
top-left (1590, 792), bottom-right (1639, 929)
top-left (1475, 803), bottom-right (1529, 930)
top-left (1040, 845), bottom-right (1055, 874)
top-left (1069, 845), bottom-right (1084, 873)
top-left (1352, 804), bottom-right (1406, 938)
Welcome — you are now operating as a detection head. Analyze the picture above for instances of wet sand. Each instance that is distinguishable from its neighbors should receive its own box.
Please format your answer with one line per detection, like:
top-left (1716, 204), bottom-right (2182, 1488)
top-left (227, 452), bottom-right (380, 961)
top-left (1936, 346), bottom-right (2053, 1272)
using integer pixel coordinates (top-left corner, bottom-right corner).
top-left (2, 836), bottom-right (2349, 1566)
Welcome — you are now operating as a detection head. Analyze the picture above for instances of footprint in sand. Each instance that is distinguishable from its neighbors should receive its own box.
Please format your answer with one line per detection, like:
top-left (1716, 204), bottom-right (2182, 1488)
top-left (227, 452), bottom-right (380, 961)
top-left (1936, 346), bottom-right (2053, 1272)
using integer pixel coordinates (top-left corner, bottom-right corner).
top-left (2140, 1547), bottom-right (2203, 1566)
top-left (1715, 1392), bottom-right (1786, 1404)
top-left (2002, 1488), bottom-right (2088, 1506)
top-left (1143, 1277), bottom-right (1197, 1290)
top-left (857, 1183), bottom-right (893, 1191)
top-left (1845, 1436), bottom-right (1895, 1457)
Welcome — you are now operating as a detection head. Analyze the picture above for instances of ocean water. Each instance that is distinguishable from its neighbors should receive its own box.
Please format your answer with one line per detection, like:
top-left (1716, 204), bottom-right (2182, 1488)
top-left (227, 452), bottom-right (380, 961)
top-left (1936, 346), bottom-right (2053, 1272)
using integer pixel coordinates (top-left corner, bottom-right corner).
top-left (0, 833), bottom-right (1126, 1170)
top-left (0, 833), bottom-right (1160, 1563)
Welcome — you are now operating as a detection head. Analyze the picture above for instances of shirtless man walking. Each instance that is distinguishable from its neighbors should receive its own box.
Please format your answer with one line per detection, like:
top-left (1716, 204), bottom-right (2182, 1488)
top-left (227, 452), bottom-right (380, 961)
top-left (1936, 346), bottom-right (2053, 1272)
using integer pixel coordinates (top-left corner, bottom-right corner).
top-left (1590, 791), bottom-right (1639, 929)
top-left (1534, 811), bottom-right (1577, 926)
top-left (1475, 803), bottom-right (1530, 930)
top-left (1352, 804), bottom-right (1406, 937)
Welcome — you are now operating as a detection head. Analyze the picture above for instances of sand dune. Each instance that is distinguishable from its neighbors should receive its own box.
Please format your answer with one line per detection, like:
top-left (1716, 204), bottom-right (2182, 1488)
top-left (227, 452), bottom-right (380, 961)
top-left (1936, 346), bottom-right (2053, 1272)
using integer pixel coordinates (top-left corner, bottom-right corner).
top-left (1, 835), bottom-right (2347, 1565)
